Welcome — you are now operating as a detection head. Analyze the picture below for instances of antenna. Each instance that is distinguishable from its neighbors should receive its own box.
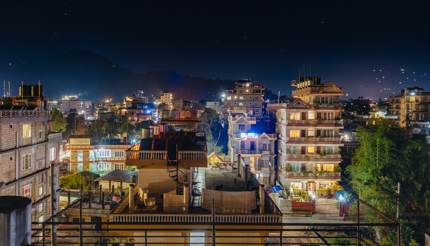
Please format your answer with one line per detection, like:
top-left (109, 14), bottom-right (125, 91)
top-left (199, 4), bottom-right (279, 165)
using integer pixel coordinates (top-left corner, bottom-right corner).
top-left (8, 81), bottom-right (10, 97)
top-left (3, 80), bottom-right (5, 97)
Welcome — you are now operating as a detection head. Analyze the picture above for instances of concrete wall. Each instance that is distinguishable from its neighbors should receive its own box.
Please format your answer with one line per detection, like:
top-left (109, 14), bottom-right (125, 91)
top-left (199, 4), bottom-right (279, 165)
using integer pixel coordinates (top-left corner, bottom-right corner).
top-left (201, 189), bottom-right (256, 214)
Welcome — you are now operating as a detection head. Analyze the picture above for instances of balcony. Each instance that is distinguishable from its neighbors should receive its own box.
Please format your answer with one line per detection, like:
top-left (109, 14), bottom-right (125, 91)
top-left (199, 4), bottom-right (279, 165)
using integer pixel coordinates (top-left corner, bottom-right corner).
top-left (126, 150), bottom-right (168, 167)
top-left (287, 137), bottom-right (342, 144)
top-left (126, 150), bottom-right (207, 168)
top-left (110, 213), bottom-right (281, 225)
top-left (281, 171), bottom-right (341, 180)
top-left (286, 153), bottom-right (342, 162)
top-left (0, 110), bottom-right (49, 119)
top-left (287, 119), bottom-right (343, 127)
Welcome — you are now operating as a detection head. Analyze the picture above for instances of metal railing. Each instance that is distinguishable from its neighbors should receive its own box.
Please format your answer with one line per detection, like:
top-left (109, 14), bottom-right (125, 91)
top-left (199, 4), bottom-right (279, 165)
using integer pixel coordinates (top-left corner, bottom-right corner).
top-left (110, 213), bottom-right (281, 224)
top-left (177, 151), bottom-right (207, 161)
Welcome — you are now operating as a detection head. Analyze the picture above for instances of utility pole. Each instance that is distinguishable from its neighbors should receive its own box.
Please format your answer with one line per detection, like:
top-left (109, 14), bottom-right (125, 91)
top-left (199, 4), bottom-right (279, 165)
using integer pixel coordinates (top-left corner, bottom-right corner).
top-left (396, 182), bottom-right (401, 246)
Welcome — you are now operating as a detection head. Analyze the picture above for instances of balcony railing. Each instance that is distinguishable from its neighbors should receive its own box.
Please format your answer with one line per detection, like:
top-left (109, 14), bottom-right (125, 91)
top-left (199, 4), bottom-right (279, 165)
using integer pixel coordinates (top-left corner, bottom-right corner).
top-left (110, 213), bottom-right (281, 224)
top-left (286, 153), bottom-right (342, 161)
top-left (0, 110), bottom-right (49, 118)
top-left (287, 119), bottom-right (343, 127)
top-left (282, 171), bottom-right (341, 179)
top-left (288, 137), bottom-right (342, 143)
top-left (126, 150), bottom-right (168, 160)
top-left (178, 151), bottom-right (207, 161)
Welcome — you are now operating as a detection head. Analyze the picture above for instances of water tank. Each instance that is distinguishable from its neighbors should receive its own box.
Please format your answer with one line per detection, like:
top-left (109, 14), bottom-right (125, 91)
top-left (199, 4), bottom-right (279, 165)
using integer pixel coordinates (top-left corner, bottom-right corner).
top-left (0, 196), bottom-right (32, 246)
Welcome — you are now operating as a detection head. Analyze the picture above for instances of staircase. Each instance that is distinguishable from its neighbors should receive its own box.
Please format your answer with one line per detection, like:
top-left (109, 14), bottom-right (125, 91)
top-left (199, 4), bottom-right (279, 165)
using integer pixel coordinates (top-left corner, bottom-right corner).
top-left (167, 160), bottom-right (187, 195)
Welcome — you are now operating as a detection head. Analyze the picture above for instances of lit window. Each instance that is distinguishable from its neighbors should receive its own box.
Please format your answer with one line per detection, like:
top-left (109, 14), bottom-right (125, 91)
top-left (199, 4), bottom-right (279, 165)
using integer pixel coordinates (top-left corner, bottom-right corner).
top-left (307, 146), bottom-right (316, 154)
top-left (22, 184), bottom-right (32, 198)
top-left (317, 164), bottom-right (335, 172)
top-left (38, 185), bottom-right (44, 196)
top-left (289, 130), bottom-right (301, 138)
top-left (289, 112), bottom-right (301, 120)
top-left (49, 147), bottom-right (56, 162)
top-left (22, 154), bottom-right (32, 170)
top-left (239, 96), bottom-right (243, 100)
top-left (22, 124), bottom-right (32, 138)
top-left (308, 111), bottom-right (315, 120)
top-left (308, 129), bottom-right (315, 137)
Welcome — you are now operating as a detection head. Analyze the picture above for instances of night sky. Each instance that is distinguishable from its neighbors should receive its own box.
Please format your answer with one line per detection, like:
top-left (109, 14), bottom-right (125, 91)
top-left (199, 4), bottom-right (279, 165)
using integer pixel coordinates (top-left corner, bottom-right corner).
top-left (0, 1), bottom-right (429, 100)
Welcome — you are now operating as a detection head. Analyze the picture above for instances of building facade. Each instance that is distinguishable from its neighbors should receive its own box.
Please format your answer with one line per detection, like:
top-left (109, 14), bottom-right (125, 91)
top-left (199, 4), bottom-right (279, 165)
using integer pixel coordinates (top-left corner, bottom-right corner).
top-left (227, 113), bottom-right (276, 186)
top-left (0, 109), bottom-right (61, 222)
top-left (67, 137), bottom-right (131, 175)
top-left (390, 87), bottom-right (430, 137)
top-left (278, 77), bottom-right (344, 195)
top-left (223, 80), bottom-right (265, 117)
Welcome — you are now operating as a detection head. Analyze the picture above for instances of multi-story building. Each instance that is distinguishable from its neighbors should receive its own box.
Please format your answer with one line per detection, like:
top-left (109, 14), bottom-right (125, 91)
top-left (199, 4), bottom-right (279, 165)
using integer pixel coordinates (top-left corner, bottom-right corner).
top-left (0, 106), bottom-right (62, 222)
top-left (159, 92), bottom-right (174, 110)
top-left (223, 80), bottom-right (265, 117)
top-left (227, 113), bottom-right (276, 186)
top-left (48, 95), bottom-right (93, 119)
top-left (106, 123), bottom-right (282, 245)
top-left (66, 137), bottom-right (131, 175)
top-left (277, 76), bottom-right (344, 195)
top-left (389, 87), bottom-right (430, 136)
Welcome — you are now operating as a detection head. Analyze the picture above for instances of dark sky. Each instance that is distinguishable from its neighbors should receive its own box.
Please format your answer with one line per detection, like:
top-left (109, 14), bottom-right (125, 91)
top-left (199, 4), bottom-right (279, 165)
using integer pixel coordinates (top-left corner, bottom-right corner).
top-left (0, 1), bottom-right (429, 100)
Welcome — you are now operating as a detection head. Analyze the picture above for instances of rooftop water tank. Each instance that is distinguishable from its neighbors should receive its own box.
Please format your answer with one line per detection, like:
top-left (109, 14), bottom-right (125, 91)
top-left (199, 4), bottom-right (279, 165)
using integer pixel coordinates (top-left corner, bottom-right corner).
top-left (0, 196), bottom-right (32, 246)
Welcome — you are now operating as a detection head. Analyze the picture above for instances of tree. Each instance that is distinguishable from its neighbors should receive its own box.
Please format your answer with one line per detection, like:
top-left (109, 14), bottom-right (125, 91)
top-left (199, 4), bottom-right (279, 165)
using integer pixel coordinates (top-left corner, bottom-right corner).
top-left (347, 123), bottom-right (430, 245)
top-left (51, 108), bottom-right (67, 132)
top-left (199, 108), bottom-right (227, 153)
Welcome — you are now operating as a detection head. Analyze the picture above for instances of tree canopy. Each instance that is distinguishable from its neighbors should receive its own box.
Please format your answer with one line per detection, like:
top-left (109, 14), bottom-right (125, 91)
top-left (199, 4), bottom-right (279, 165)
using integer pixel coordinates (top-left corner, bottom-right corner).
top-left (50, 108), bottom-right (67, 133)
top-left (347, 123), bottom-right (430, 244)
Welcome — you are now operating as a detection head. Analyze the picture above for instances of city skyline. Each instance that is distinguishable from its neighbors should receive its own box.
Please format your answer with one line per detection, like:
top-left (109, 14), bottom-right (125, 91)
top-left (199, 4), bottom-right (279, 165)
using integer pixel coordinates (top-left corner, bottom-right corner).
top-left (0, 1), bottom-right (429, 100)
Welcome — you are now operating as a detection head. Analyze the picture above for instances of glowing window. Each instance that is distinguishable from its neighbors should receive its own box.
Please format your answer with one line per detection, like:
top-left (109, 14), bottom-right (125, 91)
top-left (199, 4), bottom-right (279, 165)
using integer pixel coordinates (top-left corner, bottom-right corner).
top-left (308, 129), bottom-right (315, 137)
top-left (307, 146), bottom-right (316, 154)
top-left (22, 184), bottom-right (32, 198)
top-left (317, 164), bottom-right (335, 172)
top-left (289, 130), bottom-right (301, 138)
top-left (308, 111), bottom-right (315, 120)
top-left (289, 112), bottom-right (301, 120)
top-left (22, 124), bottom-right (32, 138)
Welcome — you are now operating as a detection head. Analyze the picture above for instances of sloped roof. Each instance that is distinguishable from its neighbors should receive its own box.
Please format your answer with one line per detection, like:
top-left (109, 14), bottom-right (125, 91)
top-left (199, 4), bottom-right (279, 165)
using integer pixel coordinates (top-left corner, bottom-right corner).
top-left (96, 170), bottom-right (137, 183)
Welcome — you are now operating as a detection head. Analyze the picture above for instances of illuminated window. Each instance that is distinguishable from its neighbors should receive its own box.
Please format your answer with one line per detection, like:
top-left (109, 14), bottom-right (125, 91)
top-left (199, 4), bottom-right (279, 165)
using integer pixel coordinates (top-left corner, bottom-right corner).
top-left (308, 129), bottom-right (315, 137)
top-left (22, 124), bottom-right (32, 138)
top-left (307, 146), bottom-right (316, 154)
top-left (49, 147), bottom-right (56, 162)
top-left (289, 130), bottom-right (301, 138)
top-left (38, 185), bottom-right (44, 196)
top-left (316, 164), bottom-right (335, 172)
top-left (289, 112), bottom-right (301, 120)
top-left (308, 111), bottom-right (315, 120)
top-left (22, 154), bottom-right (32, 170)
top-left (22, 184), bottom-right (32, 198)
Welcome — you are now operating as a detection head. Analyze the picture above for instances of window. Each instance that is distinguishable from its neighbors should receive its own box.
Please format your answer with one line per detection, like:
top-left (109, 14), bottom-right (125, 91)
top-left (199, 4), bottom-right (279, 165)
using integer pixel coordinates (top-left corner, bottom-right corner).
top-left (22, 124), bottom-right (32, 138)
top-left (291, 163), bottom-right (301, 172)
top-left (38, 131), bottom-right (43, 139)
top-left (38, 185), bottom-right (44, 196)
top-left (22, 154), bottom-right (32, 170)
top-left (308, 111), bottom-right (315, 120)
top-left (238, 124), bottom-right (246, 131)
top-left (22, 184), bottom-right (32, 198)
top-left (49, 147), bottom-right (56, 162)
top-left (307, 146), bottom-right (316, 154)
top-left (289, 130), bottom-right (301, 138)
top-left (317, 164), bottom-right (335, 172)
top-left (38, 203), bottom-right (44, 213)
top-left (262, 143), bottom-right (268, 151)
top-left (289, 112), bottom-right (301, 120)
top-left (308, 129), bottom-right (315, 137)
